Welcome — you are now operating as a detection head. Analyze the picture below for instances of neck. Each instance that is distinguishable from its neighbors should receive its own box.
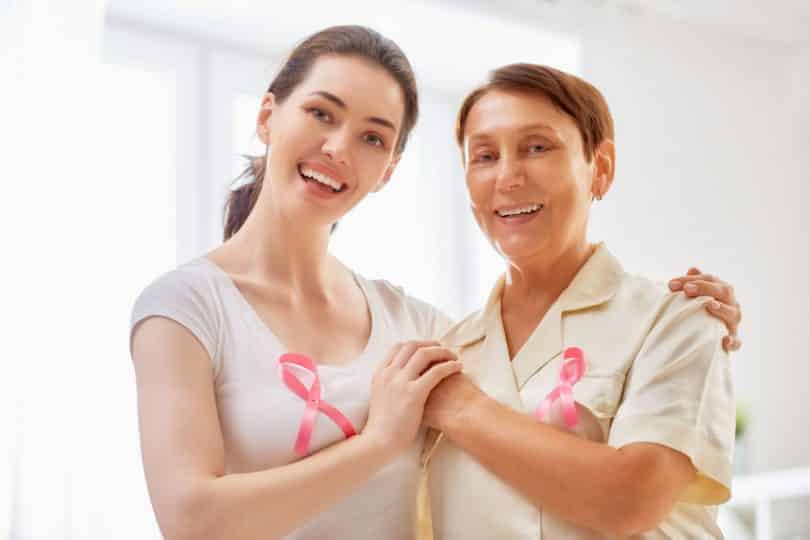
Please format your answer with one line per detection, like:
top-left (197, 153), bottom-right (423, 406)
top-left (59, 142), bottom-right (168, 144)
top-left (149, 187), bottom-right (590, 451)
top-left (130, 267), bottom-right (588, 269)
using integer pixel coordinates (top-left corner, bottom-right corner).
top-left (225, 197), bottom-right (339, 298)
top-left (502, 240), bottom-right (596, 313)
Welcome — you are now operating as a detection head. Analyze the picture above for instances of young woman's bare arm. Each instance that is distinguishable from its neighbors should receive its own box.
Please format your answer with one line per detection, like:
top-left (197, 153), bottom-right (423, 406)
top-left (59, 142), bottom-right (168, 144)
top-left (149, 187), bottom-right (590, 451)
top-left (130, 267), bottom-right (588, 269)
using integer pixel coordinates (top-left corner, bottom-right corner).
top-left (132, 317), bottom-right (460, 540)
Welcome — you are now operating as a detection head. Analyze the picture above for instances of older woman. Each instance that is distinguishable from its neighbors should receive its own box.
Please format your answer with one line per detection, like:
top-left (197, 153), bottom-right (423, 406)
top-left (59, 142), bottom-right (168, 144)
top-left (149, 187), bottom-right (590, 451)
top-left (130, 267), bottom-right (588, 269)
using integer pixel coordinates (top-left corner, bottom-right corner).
top-left (419, 64), bottom-right (735, 538)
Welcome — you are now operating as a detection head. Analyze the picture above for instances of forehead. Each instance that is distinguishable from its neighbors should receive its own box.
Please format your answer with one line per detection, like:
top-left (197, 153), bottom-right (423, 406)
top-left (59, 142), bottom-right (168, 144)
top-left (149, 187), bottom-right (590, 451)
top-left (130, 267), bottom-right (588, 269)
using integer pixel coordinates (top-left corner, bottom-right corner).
top-left (292, 55), bottom-right (405, 126)
top-left (464, 89), bottom-right (577, 142)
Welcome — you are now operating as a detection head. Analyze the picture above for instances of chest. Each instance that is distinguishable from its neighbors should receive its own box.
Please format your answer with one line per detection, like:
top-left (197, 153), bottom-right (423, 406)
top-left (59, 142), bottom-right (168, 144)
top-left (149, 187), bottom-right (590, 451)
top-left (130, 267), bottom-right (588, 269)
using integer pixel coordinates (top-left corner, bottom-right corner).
top-left (213, 296), bottom-right (426, 474)
top-left (501, 300), bottom-right (555, 360)
top-left (236, 279), bottom-right (372, 366)
top-left (463, 306), bottom-right (650, 443)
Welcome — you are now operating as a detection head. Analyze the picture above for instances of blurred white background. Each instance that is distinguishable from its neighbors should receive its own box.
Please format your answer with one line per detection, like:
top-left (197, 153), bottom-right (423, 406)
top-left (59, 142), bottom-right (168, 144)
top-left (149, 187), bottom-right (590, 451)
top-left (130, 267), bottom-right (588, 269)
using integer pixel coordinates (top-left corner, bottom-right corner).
top-left (2, 0), bottom-right (808, 538)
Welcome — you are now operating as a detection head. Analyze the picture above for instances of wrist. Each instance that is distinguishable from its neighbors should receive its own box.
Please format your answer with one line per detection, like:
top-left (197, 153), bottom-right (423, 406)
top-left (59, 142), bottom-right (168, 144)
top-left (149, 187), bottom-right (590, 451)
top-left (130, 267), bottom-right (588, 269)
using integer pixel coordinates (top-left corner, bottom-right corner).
top-left (442, 390), bottom-right (489, 438)
top-left (354, 431), bottom-right (399, 466)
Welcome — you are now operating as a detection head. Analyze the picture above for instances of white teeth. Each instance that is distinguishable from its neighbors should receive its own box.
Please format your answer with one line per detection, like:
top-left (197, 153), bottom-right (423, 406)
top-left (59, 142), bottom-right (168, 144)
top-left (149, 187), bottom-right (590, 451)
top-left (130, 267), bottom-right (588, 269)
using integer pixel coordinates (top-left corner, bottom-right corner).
top-left (300, 166), bottom-right (344, 191)
top-left (497, 204), bottom-right (542, 217)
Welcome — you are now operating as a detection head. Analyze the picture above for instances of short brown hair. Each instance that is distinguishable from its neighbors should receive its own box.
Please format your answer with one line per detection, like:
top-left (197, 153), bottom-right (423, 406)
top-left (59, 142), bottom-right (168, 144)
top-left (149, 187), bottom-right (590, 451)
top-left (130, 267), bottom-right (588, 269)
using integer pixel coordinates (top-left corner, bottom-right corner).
top-left (456, 64), bottom-right (614, 163)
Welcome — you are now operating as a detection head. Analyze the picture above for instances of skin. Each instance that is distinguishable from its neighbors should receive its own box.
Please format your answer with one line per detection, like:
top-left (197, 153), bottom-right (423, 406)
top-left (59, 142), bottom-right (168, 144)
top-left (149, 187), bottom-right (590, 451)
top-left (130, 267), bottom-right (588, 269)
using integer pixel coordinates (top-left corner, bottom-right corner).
top-left (131, 54), bottom-right (742, 539)
top-left (423, 89), bottom-right (732, 536)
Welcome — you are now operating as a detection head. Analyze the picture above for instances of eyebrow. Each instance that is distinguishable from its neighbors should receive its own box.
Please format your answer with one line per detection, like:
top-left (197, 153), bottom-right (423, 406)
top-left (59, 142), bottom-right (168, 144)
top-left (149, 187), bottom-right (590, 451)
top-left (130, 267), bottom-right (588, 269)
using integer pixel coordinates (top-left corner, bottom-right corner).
top-left (308, 91), bottom-right (397, 132)
top-left (519, 122), bottom-right (558, 134)
top-left (466, 122), bottom-right (561, 144)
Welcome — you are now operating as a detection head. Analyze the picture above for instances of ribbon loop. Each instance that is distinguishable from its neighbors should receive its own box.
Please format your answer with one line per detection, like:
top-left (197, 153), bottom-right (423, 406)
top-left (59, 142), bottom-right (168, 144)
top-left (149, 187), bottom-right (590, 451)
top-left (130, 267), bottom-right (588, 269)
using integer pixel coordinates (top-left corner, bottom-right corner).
top-left (535, 347), bottom-right (586, 428)
top-left (278, 353), bottom-right (357, 456)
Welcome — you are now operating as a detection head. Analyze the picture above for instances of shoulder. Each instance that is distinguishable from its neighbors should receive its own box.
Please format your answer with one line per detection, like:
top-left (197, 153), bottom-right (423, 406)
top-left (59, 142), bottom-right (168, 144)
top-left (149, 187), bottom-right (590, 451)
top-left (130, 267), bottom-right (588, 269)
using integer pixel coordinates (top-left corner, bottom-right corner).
top-left (131, 258), bottom-right (220, 321)
top-left (439, 308), bottom-right (486, 348)
top-left (613, 272), bottom-right (725, 356)
top-left (361, 277), bottom-right (454, 340)
top-left (130, 258), bottom-right (224, 366)
top-left (615, 272), bottom-right (720, 327)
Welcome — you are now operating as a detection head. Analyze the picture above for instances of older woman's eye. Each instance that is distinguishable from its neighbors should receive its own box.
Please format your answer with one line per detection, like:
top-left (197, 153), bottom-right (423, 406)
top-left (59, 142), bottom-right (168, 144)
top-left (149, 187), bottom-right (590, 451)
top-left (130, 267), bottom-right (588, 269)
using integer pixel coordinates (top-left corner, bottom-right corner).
top-left (363, 133), bottom-right (385, 148)
top-left (529, 144), bottom-right (548, 154)
top-left (308, 108), bottom-right (332, 123)
top-left (473, 152), bottom-right (496, 163)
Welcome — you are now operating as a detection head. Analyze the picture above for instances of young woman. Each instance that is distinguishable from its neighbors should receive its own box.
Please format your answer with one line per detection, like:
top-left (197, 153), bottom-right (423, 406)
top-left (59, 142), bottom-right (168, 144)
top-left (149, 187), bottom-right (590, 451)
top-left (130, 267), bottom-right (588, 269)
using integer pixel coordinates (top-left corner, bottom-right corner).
top-left (420, 64), bottom-right (737, 539)
top-left (130, 27), bottom-right (742, 540)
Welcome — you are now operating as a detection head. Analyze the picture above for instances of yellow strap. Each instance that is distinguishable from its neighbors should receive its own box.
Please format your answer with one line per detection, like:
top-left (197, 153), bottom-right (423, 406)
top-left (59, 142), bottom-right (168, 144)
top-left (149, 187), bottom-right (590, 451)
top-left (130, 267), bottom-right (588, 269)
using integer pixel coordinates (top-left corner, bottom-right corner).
top-left (415, 429), bottom-right (444, 540)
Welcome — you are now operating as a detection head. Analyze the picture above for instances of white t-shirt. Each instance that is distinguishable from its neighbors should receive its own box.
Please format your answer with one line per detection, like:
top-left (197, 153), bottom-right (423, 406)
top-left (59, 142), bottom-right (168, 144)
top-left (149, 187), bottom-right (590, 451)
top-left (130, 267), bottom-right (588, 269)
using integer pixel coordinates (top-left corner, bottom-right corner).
top-left (130, 256), bottom-right (453, 540)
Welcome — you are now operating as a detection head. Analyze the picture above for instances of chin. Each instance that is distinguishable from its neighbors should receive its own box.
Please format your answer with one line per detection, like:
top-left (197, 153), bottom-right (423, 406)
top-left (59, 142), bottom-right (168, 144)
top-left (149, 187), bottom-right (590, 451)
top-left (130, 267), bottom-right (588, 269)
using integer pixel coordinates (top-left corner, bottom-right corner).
top-left (494, 238), bottom-right (551, 263)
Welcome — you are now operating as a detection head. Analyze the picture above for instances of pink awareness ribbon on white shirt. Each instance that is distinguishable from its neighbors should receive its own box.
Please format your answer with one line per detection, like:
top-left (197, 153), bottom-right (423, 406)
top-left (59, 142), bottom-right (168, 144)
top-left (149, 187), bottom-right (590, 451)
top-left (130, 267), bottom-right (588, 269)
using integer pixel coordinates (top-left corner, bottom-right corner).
top-left (278, 353), bottom-right (357, 456)
top-left (535, 347), bottom-right (586, 428)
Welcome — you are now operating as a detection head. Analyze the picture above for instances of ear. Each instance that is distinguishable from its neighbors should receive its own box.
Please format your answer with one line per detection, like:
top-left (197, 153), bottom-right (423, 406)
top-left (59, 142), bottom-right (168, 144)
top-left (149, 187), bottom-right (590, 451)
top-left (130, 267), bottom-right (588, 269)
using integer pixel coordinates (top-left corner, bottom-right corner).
top-left (372, 154), bottom-right (402, 193)
top-left (256, 92), bottom-right (276, 145)
top-left (591, 139), bottom-right (615, 201)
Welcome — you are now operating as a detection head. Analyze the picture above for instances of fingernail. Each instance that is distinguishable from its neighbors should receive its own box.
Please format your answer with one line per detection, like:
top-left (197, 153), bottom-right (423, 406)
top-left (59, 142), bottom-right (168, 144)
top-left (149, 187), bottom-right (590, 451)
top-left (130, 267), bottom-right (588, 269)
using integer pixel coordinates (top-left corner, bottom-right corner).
top-left (684, 283), bottom-right (698, 294)
top-left (710, 300), bottom-right (721, 310)
top-left (669, 280), bottom-right (682, 290)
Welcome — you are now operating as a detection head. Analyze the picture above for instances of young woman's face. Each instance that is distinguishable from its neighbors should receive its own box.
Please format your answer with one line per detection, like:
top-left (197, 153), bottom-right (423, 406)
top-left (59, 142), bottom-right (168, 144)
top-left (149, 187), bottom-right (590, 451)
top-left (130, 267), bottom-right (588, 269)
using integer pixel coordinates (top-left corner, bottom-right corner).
top-left (259, 54), bottom-right (406, 227)
top-left (462, 90), bottom-right (602, 264)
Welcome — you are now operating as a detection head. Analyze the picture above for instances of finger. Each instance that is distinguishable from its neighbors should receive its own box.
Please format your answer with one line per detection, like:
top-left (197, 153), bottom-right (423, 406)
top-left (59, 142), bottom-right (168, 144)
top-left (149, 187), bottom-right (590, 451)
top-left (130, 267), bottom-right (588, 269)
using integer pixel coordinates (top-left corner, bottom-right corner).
top-left (680, 279), bottom-right (733, 303)
top-left (381, 342), bottom-right (408, 370)
top-left (706, 300), bottom-right (740, 334)
top-left (402, 346), bottom-right (458, 380)
top-left (725, 335), bottom-right (742, 353)
top-left (414, 361), bottom-right (463, 394)
top-left (669, 271), bottom-right (712, 291)
top-left (679, 273), bottom-right (717, 283)
top-left (390, 341), bottom-right (440, 370)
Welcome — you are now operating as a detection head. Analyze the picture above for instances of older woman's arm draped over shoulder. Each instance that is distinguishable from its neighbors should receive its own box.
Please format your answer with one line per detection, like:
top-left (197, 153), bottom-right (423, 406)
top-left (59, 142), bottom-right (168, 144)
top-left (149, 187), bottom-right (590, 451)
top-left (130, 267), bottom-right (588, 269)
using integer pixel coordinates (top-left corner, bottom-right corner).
top-left (423, 297), bottom-right (733, 537)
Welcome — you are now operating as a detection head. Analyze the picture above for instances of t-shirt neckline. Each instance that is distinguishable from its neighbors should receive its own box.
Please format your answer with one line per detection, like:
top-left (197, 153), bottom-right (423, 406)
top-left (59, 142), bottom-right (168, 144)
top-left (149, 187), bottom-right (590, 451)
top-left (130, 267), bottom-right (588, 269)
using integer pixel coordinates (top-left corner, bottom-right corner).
top-left (195, 256), bottom-right (381, 372)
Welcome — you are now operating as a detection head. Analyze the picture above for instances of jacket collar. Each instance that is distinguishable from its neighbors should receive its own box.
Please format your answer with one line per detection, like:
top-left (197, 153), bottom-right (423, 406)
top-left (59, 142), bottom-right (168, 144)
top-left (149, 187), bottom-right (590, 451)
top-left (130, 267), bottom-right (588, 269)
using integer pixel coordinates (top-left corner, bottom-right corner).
top-left (441, 243), bottom-right (625, 387)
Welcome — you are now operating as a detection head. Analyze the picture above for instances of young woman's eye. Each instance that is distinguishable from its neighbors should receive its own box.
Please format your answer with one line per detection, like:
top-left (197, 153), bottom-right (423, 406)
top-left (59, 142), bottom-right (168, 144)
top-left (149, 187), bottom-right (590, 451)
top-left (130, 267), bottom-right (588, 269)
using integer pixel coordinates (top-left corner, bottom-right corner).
top-left (529, 144), bottom-right (548, 154)
top-left (363, 133), bottom-right (385, 148)
top-left (308, 107), bottom-right (332, 123)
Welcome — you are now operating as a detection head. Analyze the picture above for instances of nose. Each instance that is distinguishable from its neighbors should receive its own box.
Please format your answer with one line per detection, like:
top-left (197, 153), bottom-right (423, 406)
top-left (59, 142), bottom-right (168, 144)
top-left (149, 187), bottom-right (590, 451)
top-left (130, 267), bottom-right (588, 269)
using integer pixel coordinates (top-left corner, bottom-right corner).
top-left (321, 128), bottom-right (351, 166)
top-left (495, 155), bottom-right (526, 192)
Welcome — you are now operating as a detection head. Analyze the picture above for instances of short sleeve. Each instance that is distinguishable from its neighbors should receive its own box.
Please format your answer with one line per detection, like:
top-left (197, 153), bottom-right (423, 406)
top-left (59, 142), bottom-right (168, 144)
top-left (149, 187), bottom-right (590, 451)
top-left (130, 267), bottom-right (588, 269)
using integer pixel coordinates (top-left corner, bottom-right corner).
top-left (406, 295), bottom-right (454, 341)
top-left (422, 304), bottom-right (455, 341)
top-left (607, 294), bottom-right (734, 505)
top-left (372, 279), bottom-right (455, 341)
top-left (129, 267), bottom-right (221, 373)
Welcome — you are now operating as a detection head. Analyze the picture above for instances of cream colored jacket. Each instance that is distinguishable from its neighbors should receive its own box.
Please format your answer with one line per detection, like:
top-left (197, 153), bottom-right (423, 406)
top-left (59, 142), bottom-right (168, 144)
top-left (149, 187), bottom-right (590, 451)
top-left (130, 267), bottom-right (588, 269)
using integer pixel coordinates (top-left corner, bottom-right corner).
top-left (419, 244), bottom-right (734, 539)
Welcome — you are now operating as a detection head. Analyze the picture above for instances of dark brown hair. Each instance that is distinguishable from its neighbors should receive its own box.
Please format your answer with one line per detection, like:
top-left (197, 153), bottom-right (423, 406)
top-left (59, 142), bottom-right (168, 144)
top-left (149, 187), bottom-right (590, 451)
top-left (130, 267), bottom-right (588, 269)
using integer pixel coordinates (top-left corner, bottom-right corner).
top-left (223, 25), bottom-right (419, 240)
top-left (456, 63), bottom-right (614, 163)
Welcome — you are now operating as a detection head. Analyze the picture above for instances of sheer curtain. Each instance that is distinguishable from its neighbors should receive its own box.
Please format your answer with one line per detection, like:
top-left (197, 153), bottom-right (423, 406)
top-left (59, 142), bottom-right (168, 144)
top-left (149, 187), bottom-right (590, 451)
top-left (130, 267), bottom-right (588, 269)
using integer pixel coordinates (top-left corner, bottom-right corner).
top-left (3, 2), bottom-right (165, 538)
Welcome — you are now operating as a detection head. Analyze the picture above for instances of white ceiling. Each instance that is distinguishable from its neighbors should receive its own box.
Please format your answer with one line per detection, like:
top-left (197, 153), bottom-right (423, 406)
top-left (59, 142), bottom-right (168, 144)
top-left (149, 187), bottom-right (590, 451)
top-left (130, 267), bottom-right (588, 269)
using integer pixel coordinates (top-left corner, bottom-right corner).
top-left (104, 0), bottom-right (583, 93)
top-left (445, 0), bottom-right (810, 44)
top-left (613, 0), bottom-right (810, 43)
top-left (105, 0), bottom-right (809, 89)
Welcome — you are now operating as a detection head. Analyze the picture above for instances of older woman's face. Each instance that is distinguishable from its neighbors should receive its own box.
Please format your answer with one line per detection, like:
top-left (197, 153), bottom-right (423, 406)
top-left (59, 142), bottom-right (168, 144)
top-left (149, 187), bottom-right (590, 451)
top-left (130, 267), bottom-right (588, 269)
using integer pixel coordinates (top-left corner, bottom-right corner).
top-left (463, 90), bottom-right (600, 263)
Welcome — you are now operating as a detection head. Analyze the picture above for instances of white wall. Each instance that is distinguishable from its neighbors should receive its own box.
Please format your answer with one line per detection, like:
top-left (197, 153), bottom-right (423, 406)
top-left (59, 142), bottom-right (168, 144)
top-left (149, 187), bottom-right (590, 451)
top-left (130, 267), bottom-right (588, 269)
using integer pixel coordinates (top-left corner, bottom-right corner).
top-left (572, 9), bottom-right (810, 475)
top-left (499, 5), bottom-right (810, 534)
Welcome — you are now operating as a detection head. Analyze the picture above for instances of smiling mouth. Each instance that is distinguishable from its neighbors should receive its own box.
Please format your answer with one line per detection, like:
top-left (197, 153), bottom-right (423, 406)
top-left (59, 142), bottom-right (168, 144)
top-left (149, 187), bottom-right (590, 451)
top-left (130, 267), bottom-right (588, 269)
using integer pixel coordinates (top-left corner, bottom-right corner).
top-left (495, 203), bottom-right (544, 218)
top-left (298, 165), bottom-right (347, 193)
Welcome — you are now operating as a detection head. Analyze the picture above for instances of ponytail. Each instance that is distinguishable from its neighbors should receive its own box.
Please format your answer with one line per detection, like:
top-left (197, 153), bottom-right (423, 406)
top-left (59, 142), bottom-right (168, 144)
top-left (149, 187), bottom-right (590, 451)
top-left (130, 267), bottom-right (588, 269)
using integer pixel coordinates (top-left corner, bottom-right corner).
top-left (223, 155), bottom-right (265, 240)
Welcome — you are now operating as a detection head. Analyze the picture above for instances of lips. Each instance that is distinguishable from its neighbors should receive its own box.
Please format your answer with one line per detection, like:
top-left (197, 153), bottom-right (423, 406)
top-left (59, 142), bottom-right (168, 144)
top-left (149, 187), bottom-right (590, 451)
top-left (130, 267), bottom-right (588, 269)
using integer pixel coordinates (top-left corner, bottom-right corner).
top-left (495, 203), bottom-right (544, 218)
top-left (298, 163), bottom-right (347, 193)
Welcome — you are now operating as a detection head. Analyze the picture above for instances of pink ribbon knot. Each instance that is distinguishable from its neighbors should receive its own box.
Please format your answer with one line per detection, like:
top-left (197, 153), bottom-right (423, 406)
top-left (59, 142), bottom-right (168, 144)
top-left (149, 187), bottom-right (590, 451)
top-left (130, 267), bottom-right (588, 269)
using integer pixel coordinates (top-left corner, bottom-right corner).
top-left (535, 347), bottom-right (586, 428)
top-left (278, 353), bottom-right (357, 456)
